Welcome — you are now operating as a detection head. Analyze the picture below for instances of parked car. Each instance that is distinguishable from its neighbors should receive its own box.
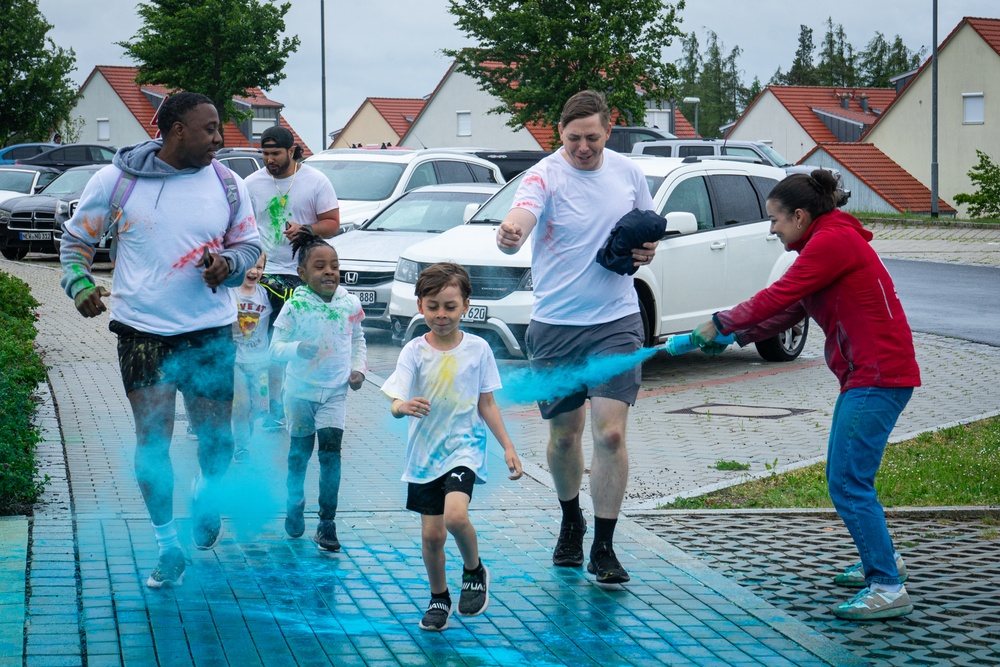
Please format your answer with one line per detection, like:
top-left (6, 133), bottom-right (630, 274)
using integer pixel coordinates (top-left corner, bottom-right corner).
top-left (15, 143), bottom-right (117, 171)
top-left (304, 148), bottom-right (505, 231)
top-left (607, 126), bottom-right (675, 153)
top-left (389, 156), bottom-right (809, 361)
top-left (0, 166), bottom-right (61, 205)
top-left (328, 183), bottom-right (502, 328)
top-left (632, 138), bottom-right (851, 205)
top-left (0, 164), bottom-right (103, 260)
top-left (215, 148), bottom-right (265, 179)
top-left (0, 142), bottom-right (58, 165)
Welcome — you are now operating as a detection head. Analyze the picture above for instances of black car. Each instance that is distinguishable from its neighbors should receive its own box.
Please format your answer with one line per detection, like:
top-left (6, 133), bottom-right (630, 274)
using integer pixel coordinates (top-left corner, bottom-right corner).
top-left (0, 165), bottom-right (61, 199)
top-left (15, 143), bottom-right (117, 171)
top-left (0, 164), bottom-right (103, 259)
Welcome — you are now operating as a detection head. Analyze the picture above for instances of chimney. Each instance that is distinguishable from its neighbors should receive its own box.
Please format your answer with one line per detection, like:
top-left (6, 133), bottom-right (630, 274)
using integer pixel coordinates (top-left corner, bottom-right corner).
top-left (840, 92), bottom-right (852, 110)
top-left (859, 93), bottom-right (869, 113)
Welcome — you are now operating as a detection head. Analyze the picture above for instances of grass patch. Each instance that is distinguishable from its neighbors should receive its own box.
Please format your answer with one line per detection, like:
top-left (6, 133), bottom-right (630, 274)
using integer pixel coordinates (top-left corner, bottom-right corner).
top-left (712, 460), bottom-right (751, 471)
top-left (855, 211), bottom-right (1000, 225)
top-left (660, 417), bottom-right (1000, 510)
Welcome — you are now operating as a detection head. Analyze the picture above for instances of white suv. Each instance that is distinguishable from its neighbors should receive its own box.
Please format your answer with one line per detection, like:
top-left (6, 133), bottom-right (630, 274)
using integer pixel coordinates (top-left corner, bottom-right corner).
top-left (303, 148), bottom-right (504, 230)
top-left (389, 156), bottom-right (810, 361)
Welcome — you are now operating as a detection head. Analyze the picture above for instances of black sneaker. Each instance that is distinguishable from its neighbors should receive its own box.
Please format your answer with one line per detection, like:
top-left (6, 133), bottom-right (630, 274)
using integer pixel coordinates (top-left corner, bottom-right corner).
top-left (419, 597), bottom-right (453, 631)
top-left (553, 519), bottom-right (587, 567)
top-left (458, 563), bottom-right (490, 616)
top-left (313, 519), bottom-right (340, 552)
top-left (285, 501), bottom-right (305, 538)
top-left (192, 511), bottom-right (223, 550)
top-left (587, 541), bottom-right (630, 584)
top-left (146, 547), bottom-right (187, 588)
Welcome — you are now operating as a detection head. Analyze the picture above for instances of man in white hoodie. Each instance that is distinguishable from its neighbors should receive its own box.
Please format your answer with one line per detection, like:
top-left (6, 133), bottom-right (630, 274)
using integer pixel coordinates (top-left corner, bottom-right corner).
top-left (60, 91), bottom-right (261, 589)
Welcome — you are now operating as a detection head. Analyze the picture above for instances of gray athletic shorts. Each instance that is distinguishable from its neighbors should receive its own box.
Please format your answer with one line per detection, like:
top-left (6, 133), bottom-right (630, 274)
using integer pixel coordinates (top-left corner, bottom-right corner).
top-left (524, 312), bottom-right (643, 419)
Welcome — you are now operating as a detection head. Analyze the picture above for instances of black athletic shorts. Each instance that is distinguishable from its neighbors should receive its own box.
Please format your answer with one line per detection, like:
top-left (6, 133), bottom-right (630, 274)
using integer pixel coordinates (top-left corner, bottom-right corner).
top-left (109, 321), bottom-right (236, 400)
top-left (406, 466), bottom-right (477, 515)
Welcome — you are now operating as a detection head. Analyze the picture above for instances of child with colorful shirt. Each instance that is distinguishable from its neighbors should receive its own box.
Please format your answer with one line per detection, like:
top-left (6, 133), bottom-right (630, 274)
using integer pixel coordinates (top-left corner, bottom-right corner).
top-left (231, 252), bottom-right (272, 462)
top-left (269, 230), bottom-right (366, 552)
top-left (381, 262), bottom-right (523, 632)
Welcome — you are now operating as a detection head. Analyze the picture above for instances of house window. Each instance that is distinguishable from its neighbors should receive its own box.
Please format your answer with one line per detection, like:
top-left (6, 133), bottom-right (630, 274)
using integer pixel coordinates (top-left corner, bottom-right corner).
top-left (97, 118), bottom-right (110, 141)
top-left (963, 93), bottom-right (984, 125)
top-left (252, 118), bottom-right (277, 143)
top-left (645, 109), bottom-right (671, 129)
top-left (456, 111), bottom-right (472, 137)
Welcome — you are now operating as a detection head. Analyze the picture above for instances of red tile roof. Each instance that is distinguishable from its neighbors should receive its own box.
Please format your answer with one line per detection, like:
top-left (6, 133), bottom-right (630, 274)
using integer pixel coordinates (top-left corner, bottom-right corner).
top-left (84, 66), bottom-right (310, 156)
top-left (966, 17), bottom-right (1000, 57)
top-left (673, 110), bottom-right (696, 139)
top-left (735, 86), bottom-right (896, 144)
top-left (804, 142), bottom-right (955, 214)
top-left (367, 98), bottom-right (426, 138)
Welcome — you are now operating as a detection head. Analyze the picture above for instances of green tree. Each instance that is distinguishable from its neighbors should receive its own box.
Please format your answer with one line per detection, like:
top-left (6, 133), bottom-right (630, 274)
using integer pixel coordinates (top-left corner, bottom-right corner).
top-left (954, 150), bottom-right (1000, 219)
top-left (815, 18), bottom-right (856, 87)
top-left (771, 25), bottom-right (819, 86)
top-left (676, 31), bottom-right (702, 102)
top-left (695, 31), bottom-right (744, 137)
top-left (858, 32), bottom-right (924, 87)
top-left (444, 0), bottom-right (686, 146)
top-left (0, 0), bottom-right (78, 146)
top-left (118, 0), bottom-right (299, 138)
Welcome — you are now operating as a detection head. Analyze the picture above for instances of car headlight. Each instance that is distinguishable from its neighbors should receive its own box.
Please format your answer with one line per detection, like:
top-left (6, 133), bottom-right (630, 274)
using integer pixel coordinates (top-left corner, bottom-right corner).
top-left (57, 200), bottom-right (70, 216)
top-left (0, 210), bottom-right (9, 225)
top-left (395, 258), bottom-right (420, 284)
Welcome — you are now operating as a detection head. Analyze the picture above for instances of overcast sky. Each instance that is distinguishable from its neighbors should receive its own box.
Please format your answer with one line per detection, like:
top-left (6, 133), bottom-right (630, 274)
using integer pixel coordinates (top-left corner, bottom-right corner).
top-left (35, 0), bottom-right (998, 153)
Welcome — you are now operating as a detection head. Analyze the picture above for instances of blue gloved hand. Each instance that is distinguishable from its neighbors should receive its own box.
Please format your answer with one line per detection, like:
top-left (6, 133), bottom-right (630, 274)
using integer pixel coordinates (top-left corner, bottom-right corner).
top-left (699, 341), bottom-right (729, 355)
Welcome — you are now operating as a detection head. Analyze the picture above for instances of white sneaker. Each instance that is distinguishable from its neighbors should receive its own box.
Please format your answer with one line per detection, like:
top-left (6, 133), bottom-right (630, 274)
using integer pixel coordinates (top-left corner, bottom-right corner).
top-left (834, 552), bottom-right (908, 587)
top-left (831, 585), bottom-right (913, 620)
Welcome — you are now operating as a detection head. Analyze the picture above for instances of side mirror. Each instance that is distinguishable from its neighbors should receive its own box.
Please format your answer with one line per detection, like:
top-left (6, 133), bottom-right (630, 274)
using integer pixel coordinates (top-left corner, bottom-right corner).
top-left (463, 202), bottom-right (480, 223)
top-left (663, 211), bottom-right (698, 236)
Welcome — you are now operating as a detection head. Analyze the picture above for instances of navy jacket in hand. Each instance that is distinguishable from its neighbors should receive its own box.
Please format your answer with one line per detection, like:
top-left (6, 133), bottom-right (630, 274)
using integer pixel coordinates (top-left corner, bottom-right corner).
top-left (595, 209), bottom-right (666, 276)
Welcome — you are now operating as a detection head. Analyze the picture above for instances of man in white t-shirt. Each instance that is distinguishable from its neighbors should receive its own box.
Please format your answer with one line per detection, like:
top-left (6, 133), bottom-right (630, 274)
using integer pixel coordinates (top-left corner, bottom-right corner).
top-left (244, 125), bottom-right (340, 428)
top-left (496, 90), bottom-right (658, 585)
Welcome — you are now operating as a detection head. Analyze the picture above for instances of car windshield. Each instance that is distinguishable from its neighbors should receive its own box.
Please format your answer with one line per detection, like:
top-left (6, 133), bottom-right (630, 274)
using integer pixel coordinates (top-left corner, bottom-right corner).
top-left (309, 160), bottom-right (406, 201)
top-left (363, 190), bottom-right (494, 233)
top-left (469, 171), bottom-right (665, 224)
top-left (756, 144), bottom-right (792, 168)
top-left (43, 169), bottom-right (98, 195)
top-left (0, 170), bottom-right (35, 193)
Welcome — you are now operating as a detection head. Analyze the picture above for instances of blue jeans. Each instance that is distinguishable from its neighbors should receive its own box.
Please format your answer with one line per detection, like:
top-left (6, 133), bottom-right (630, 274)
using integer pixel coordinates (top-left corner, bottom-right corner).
top-left (826, 386), bottom-right (913, 586)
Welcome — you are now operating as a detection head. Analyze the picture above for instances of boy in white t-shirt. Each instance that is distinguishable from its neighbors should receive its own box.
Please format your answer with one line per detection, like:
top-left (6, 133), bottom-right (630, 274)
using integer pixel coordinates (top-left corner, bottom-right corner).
top-left (381, 262), bottom-right (523, 632)
top-left (231, 253), bottom-right (272, 462)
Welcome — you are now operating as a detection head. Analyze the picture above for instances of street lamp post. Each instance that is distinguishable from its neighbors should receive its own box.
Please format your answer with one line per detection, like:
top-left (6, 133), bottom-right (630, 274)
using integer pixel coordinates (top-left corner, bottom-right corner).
top-left (683, 96), bottom-right (700, 138)
top-left (320, 0), bottom-right (327, 150)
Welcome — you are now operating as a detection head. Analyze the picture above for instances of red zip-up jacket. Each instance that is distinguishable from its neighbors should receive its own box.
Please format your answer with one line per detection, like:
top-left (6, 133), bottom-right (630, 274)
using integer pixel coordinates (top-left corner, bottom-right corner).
top-left (714, 209), bottom-right (921, 393)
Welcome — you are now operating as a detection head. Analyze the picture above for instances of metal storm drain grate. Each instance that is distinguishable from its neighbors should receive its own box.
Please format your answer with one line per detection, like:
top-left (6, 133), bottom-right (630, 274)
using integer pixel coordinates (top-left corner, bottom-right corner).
top-left (666, 403), bottom-right (815, 419)
top-left (635, 511), bottom-right (1000, 666)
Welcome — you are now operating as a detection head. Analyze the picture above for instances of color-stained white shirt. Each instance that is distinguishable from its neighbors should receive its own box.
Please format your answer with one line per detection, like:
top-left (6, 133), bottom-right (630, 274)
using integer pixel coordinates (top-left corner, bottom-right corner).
top-left (233, 284), bottom-right (273, 365)
top-left (380, 333), bottom-right (502, 484)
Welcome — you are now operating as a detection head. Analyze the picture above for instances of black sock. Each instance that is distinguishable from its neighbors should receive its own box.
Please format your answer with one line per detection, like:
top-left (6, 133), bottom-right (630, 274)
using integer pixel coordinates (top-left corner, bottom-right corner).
top-left (431, 588), bottom-right (450, 602)
top-left (593, 516), bottom-right (618, 547)
top-left (559, 495), bottom-right (584, 526)
top-left (463, 559), bottom-right (483, 574)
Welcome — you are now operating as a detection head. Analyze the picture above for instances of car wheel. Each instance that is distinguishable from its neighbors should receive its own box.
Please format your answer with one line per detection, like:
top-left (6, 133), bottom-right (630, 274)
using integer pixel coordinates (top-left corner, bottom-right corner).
top-left (754, 318), bottom-right (809, 362)
top-left (1, 247), bottom-right (28, 260)
top-left (637, 293), bottom-right (654, 347)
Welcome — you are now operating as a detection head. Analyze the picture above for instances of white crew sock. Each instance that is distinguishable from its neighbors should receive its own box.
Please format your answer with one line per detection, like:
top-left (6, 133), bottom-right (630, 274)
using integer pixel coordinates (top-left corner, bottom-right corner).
top-left (871, 581), bottom-right (903, 594)
top-left (152, 520), bottom-right (182, 556)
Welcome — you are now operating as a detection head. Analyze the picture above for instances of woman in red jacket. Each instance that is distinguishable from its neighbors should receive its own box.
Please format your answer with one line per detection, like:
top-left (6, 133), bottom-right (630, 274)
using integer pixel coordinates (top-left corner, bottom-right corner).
top-left (693, 170), bottom-right (921, 621)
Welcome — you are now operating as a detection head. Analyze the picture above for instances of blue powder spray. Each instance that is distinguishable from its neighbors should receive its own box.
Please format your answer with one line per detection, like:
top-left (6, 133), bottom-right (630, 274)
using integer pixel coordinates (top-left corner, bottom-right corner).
top-left (498, 346), bottom-right (661, 405)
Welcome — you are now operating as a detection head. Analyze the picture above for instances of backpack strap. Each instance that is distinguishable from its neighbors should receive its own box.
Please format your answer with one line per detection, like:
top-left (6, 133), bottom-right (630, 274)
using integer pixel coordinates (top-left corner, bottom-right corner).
top-left (102, 170), bottom-right (138, 263)
top-left (211, 159), bottom-right (240, 225)
top-left (102, 161), bottom-right (240, 264)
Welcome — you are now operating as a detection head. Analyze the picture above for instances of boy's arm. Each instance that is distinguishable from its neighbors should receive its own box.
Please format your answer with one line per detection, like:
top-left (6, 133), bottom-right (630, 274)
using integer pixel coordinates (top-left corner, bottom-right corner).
top-left (219, 179), bottom-right (261, 288)
top-left (478, 392), bottom-right (523, 480)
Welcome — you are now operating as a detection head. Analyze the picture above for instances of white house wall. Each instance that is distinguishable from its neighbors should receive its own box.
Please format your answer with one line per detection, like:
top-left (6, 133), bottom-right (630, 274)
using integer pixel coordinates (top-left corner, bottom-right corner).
top-left (808, 150), bottom-right (898, 214)
top-left (400, 70), bottom-right (541, 150)
top-left (727, 92), bottom-right (815, 163)
top-left (333, 103), bottom-right (400, 148)
top-left (865, 23), bottom-right (1000, 216)
top-left (71, 73), bottom-right (151, 147)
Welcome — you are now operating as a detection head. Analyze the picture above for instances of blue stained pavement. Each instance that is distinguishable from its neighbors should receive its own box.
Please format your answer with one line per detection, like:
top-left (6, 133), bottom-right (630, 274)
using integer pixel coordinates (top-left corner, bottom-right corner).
top-left (1, 260), bottom-right (864, 667)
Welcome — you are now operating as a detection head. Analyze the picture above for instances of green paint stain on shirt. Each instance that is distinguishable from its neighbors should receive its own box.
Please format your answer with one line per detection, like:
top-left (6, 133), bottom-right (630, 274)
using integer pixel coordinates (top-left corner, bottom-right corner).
top-left (265, 195), bottom-right (289, 245)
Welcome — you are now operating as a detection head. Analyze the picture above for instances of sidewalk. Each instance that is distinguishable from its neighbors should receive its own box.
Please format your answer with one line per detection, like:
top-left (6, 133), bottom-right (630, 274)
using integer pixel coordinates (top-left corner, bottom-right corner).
top-left (4, 219), bottom-right (1000, 666)
top-left (2, 262), bottom-right (865, 666)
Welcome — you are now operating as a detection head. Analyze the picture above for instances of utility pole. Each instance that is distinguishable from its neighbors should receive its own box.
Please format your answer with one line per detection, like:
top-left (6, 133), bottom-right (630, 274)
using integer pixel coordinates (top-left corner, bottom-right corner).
top-left (931, 0), bottom-right (939, 217)
top-left (321, 0), bottom-right (327, 151)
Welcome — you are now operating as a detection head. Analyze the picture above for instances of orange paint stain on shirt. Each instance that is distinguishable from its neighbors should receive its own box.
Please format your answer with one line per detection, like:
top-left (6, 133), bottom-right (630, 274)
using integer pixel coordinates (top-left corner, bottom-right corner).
top-left (523, 174), bottom-right (546, 190)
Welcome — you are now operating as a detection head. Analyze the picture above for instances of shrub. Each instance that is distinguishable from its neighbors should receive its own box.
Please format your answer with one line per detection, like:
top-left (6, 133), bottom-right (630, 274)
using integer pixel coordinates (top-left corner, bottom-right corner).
top-left (954, 149), bottom-right (1000, 219)
top-left (0, 271), bottom-right (49, 515)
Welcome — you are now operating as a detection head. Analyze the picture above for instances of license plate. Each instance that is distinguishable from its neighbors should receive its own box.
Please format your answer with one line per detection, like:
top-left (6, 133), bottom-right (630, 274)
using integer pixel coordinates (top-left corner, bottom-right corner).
top-left (462, 306), bottom-right (488, 323)
top-left (20, 232), bottom-right (51, 241)
top-left (349, 290), bottom-right (376, 305)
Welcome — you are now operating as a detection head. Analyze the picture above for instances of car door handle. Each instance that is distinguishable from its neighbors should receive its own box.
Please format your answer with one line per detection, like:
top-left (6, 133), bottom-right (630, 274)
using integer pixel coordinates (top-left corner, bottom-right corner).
top-left (766, 233), bottom-right (780, 241)
top-left (710, 241), bottom-right (727, 250)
